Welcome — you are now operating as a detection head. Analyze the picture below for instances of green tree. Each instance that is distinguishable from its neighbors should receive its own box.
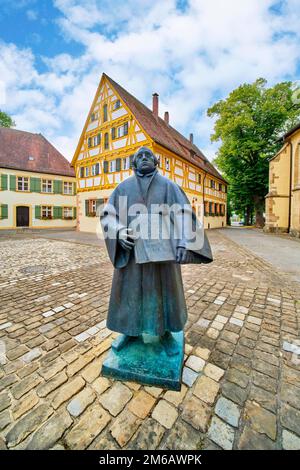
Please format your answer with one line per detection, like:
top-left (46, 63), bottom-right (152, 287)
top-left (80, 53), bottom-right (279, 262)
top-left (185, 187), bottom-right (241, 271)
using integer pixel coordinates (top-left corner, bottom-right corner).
top-left (0, 110), bottom-right (15, 128)
top-left (207, 78), bottom-right (300, 226)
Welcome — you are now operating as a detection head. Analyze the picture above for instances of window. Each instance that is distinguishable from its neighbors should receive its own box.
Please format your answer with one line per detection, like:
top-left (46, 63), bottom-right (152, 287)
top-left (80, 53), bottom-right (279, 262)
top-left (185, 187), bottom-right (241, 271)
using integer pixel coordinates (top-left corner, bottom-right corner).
top-left (88, 137), bottom-right (92, 148)
top-left (219, 183), bottom-right (222, 191)
top-left (93, 135), bottom-right (99, 147)
top-left (63, 182), bottom-right (73, 194)
top-left (104, 132), bottom-right (109, 150)
top-left (63, 207), bottom-right (73, 219)
top-left (156, 154), bottom-right (161, 167)
top-left (165, 158), bottom-right (170, 171)
top-left (42, 206), bottom-right (52, 218)
top-left (42, 179), bottom-right (53, 193)
top-left (117, 122), bottom-right (128, 138)
top-left (86, 199), bottom-right (96, 216)
top-left (103, 104), bottom-right (108, 122)
top-left (209, 202), bottom-right (214, 215)
top-left (113, 99), bottom-right (121, 110)
top-left (204, 201), bottom-right (209, 216)
top-left (210, 180), bottom-right (216, 189)
top-left (85, 167), bottom-right (89, 177)
top-left (92, 163), bottom-right (100, 176)
top-left (80, 167), bottom-right (84, 178)
top-left (198, 174), bottom-right (202, 184)
top-left (123, 157), bottom-right (130, 170)
top-left (91, 112), bottom-right (97, 122)
top-left (109, 160), bottom-right (116, 173)
top-left (17, 177), bottom-right (29, 191)
top-left (111, 127), bottom-right (116, 140)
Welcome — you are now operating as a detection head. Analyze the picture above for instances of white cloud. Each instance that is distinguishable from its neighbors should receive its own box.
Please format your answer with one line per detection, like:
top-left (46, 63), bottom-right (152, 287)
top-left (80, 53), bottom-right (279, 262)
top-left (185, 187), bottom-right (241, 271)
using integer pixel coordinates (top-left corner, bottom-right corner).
top-left (26, 9), bottom-right (38, 21)
top-left (1, 0), bottom-right (300, 164)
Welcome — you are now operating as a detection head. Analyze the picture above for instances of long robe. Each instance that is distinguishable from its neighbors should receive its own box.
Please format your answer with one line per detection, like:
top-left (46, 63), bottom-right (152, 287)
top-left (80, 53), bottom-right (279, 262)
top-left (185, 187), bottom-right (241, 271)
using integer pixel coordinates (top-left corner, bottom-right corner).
top-left (100, 170), bottom-right (213, 337)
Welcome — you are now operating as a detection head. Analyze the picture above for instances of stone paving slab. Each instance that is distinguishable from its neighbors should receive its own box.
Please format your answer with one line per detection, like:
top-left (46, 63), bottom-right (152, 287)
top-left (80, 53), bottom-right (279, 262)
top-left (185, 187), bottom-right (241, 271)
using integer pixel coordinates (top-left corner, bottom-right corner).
top-left (0, 231), bottom-right (299, 450)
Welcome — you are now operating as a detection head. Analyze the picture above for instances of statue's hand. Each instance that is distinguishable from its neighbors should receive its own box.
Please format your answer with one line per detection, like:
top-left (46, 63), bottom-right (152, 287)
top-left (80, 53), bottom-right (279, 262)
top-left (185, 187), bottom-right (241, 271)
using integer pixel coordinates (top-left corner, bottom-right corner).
top-left (118, 227), bottom-right (136, 251)
top-left (176, 247), bottom-right (193, 264)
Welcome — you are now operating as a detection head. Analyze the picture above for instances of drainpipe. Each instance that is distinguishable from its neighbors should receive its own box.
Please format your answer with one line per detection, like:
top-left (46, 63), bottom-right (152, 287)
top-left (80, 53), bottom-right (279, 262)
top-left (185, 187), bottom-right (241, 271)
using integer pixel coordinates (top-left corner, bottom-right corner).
top-left (288, 141), bottom-right (293, 233)
top-left (203, 172), bottom-right (207, 225)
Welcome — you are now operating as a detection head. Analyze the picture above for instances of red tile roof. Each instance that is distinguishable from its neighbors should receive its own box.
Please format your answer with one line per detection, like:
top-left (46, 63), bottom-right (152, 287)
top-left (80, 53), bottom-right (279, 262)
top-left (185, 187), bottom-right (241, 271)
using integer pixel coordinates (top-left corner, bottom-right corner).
top-left (0, 127), bottom-right (75, 177)
top-left (104, 73), bottom-right (227, 184)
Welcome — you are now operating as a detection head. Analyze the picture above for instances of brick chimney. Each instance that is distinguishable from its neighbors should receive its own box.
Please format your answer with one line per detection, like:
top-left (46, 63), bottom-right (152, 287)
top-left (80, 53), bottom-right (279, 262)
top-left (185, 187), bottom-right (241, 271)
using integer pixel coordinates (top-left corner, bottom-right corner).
top-left (164, 111), bottom-right (169, 125)
top-left (152, 93), bottom-right (159, 118)
top-left (189, 133), bottom-right (194, 144)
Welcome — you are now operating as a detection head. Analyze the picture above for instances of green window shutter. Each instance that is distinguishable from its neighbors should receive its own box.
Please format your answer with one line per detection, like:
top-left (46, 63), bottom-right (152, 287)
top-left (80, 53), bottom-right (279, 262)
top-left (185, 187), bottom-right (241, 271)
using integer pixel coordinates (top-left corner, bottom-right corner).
top-left (53, 180), bottom-right (62, 194)
top-left (73, 182), bottom-right (76, 195)
top-left (1, 174), bottom-right (8, 191)
top-left (10, 175), bottom-right (16, 191)
top-left (103, 161), bottom-right (108, 173)
top-left (116, 158), bottom-right (121, 171)
top-left (85, 200), bottom-right (89, 216)
top-left (111, 127), bottom-right (116, 140)
top-left (1, 204), bottom-right (8, 219)
top-left (30, 177), bottom-right (41, 193)
top-left (53, 206), bottom-right (62, 219)
top-left (73, 207), bottom-right (77, 219)
top-left (35, 205), bottom-right (41, 219)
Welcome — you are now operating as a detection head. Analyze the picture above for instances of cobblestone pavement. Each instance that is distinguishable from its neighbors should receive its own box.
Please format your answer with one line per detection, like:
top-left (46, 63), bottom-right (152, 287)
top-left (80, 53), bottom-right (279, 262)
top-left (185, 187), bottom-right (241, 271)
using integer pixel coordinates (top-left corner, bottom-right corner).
top-left (0, 230), bottom-right (300, 450)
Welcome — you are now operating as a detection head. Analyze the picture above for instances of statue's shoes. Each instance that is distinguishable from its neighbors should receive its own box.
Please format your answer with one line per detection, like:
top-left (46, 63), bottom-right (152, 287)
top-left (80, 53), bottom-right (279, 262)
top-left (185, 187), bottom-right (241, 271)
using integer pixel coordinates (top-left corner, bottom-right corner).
top-left (112, 334), bottom-right (136, 351)
top-left (161, 332), bottom-right (180, 356)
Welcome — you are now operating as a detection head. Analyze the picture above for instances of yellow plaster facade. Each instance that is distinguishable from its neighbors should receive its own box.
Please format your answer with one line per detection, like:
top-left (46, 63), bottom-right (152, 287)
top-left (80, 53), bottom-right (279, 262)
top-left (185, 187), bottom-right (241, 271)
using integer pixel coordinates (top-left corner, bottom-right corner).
top-left (0, 168), bottom-right (77, 230)
top-left (265, 125), bottom-right (300, 237)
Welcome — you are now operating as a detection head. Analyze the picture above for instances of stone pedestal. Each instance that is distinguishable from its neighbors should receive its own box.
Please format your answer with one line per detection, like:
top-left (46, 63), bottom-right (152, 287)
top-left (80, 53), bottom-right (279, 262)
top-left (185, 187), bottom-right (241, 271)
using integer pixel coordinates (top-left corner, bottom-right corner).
top-left (101, 332), bottom-right (184, 391)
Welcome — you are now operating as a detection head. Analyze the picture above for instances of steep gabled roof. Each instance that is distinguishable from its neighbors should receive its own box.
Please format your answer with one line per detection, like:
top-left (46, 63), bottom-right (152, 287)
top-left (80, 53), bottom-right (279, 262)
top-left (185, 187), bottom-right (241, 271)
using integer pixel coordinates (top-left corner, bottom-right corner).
top-left (104, 73), bottom-right (227, 183)
top-left (0, 127), bottom-right (75, 177)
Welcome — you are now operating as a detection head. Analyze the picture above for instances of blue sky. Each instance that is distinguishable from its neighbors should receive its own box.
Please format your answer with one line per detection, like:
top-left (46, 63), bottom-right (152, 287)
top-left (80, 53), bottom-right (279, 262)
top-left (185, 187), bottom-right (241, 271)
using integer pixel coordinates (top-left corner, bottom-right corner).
top-left (0, 0), bottom-right (300, 161)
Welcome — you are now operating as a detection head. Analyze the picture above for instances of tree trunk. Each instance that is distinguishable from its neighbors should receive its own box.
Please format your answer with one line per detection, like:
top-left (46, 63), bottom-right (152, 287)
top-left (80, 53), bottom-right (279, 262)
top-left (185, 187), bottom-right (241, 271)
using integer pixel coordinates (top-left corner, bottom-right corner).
top-left (244, 206), bottom-right (251, 226)
top-left (253, 196), bottom-right (265, 228)
top-left (255, 209), bottom-right (264, 228)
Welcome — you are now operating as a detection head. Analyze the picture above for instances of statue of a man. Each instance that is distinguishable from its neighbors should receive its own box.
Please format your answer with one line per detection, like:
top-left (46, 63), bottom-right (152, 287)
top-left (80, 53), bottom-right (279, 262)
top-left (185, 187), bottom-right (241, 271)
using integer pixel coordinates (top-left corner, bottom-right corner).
top-left (101, 146), bottom-right (212, 356)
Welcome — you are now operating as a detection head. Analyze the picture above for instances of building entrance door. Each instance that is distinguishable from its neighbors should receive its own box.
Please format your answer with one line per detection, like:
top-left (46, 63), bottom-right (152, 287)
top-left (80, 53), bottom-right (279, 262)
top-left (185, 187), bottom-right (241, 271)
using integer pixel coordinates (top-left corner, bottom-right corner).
top-left (16, 206), bottom-right (29, 227)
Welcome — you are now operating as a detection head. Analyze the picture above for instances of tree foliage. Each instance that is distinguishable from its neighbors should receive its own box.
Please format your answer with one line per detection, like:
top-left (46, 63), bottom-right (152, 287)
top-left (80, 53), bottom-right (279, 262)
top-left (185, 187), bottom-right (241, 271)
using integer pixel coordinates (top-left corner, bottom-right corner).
top-left (0, 110), bottom-right (15, 128)
top-left (207, 78), bottom-right (300, 226)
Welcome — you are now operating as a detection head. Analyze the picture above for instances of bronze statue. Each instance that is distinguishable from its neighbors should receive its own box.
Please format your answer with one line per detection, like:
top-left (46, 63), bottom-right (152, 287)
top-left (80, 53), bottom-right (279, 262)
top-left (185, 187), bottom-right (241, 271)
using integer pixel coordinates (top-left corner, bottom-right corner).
top-left (100, 146), bottom-right (213, 388)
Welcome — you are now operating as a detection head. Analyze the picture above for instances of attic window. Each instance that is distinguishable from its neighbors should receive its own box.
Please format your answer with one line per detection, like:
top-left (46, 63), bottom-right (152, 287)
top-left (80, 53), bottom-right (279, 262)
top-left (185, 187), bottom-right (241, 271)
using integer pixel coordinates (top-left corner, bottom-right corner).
top-left (28, 156), bottom-right (34, 161)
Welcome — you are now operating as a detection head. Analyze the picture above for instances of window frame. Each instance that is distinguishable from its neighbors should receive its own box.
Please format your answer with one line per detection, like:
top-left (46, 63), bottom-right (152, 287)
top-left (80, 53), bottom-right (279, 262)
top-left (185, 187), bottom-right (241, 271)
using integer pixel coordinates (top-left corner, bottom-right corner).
top-left (17, 176), bottom-right (29, 192)
top-left (104, 132), bottom-right (109, 150)
top-left (103, 104), bottom-right (108, 122)
top-left (63, 206), bottom-right (73, 219)
top-left (63, 181), bottom-right (73, 195)
top-left (113, 99), bottom-right (121, 110)
top-left (41, 205), bottom-right (52, 219)
top-left (42, 179), bottom-right (53, 194)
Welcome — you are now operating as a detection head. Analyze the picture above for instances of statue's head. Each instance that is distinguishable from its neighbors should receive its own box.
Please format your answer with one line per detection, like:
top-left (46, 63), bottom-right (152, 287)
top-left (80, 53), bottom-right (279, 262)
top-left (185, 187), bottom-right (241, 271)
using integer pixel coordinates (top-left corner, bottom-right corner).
top-left (132, 146), bottom-right (158, 174)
